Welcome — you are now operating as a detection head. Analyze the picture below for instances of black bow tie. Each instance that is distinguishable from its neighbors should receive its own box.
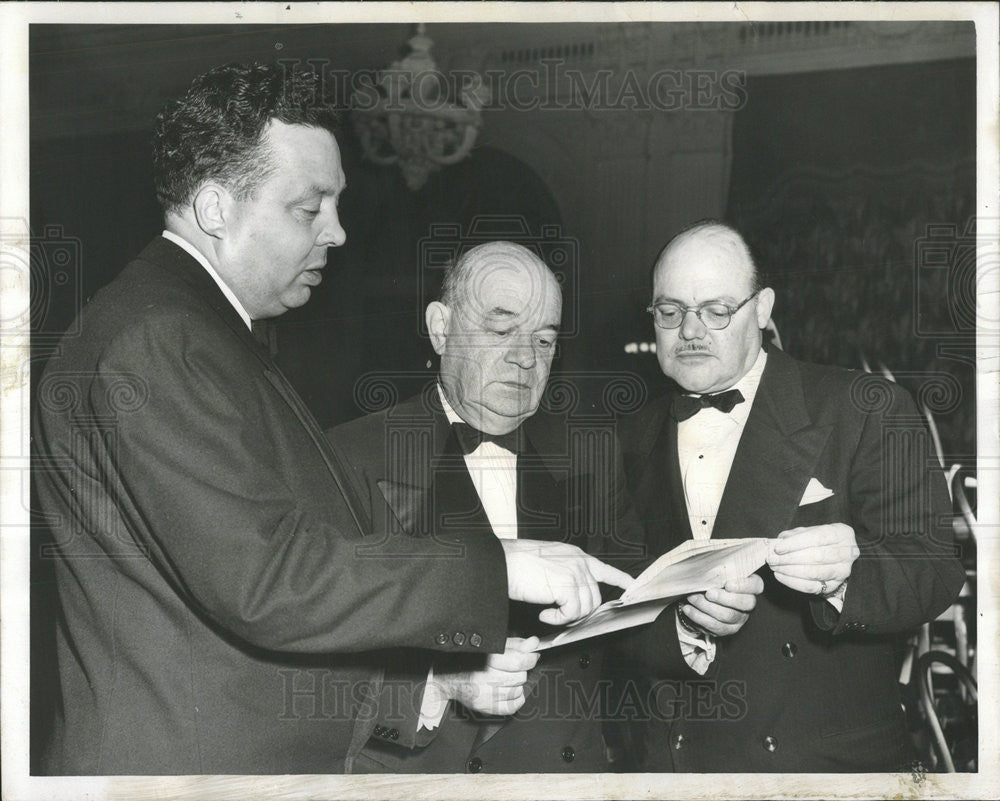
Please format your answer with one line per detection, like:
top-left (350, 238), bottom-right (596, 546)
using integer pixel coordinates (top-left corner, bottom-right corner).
top-left (452, 422), bottom-right (524, 455)
top-left (670, 389), bottom-right (745, 422)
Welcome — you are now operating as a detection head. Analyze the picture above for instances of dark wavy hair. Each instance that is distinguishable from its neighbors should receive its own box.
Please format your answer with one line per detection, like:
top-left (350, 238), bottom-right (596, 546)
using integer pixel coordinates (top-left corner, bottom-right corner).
top-left (152, 62), bottom-right (339, 214)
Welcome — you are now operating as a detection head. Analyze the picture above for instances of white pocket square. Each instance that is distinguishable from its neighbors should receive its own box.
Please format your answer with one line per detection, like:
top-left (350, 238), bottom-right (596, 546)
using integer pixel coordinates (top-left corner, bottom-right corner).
top-left (799, 478), bottom-right (835, 506)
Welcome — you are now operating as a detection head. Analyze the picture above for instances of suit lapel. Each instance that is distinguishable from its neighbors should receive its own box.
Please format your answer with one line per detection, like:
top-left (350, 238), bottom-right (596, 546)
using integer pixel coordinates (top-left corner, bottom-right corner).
top-left (628, 398), bottom-right (693, 557)
top-left (432, 420), bottom-right (497, 543)
top-left (712, 350), bottom-right (833, 541)
top-left (664, 410), bottom-right (695, 547)
top-left (375, 397), bottom-right (494, 541)
top-left (370, 396), bottom-right (438, 537)
top-left (140, 236), bottom-right (372, 536)
top-left (517, 415), bottom-right (567, 544)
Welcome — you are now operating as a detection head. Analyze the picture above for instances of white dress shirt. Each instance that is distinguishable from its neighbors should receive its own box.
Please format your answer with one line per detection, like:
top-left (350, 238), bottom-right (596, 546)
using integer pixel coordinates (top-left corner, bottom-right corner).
top-left (439, 388), bottom-right (519, 541)
top-left (161, 230), bottom-right (252, 330)
top-left (674, 349), bottom-right (767, 674)
top-left (677, 350), bottom-right (767, 540)
top-left (418, 386), bottom-right (521, 730)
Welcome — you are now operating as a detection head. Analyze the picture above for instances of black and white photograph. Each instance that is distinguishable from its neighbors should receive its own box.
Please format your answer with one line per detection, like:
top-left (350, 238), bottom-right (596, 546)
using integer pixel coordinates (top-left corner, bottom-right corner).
top-left (2, 3), bottom-right (997, 799)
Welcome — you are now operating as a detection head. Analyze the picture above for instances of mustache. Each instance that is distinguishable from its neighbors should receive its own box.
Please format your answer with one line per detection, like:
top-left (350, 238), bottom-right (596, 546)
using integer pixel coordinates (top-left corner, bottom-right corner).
top-left (673, 344), bottom-right (711, 355)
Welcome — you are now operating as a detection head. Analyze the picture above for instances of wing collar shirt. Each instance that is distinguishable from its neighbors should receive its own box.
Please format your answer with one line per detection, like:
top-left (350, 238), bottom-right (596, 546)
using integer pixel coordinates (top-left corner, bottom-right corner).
top-left (418, 384), bottom-right (521, 730)
top-left (675, 348), bottom-right (767, 674)
top-left (161, 230), bottom-right (252, 331)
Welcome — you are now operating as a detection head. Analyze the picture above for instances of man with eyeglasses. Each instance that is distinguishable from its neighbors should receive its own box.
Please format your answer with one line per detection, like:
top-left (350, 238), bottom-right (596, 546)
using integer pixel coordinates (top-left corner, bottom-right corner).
top-left (607, 220), bottom-right (964, 772)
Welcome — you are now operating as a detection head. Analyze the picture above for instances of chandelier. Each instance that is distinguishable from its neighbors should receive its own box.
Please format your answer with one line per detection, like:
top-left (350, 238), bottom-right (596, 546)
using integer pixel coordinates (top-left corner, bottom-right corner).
top-left (352, 24), bottom-right (489, 191)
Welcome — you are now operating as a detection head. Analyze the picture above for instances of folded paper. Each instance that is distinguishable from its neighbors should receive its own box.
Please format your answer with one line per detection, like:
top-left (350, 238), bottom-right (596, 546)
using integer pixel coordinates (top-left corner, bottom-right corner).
top-left (534, 537), bottom-right (773, 651)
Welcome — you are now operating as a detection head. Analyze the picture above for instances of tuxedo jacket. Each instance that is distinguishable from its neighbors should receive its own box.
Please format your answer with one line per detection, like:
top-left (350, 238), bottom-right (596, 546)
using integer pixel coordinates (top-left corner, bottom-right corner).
top-left (33, 237), bottom-right (510, 774)
top-left (326, 391), bottom-right (645, 773)
top-left (611, 348), bottom-right (966, 772)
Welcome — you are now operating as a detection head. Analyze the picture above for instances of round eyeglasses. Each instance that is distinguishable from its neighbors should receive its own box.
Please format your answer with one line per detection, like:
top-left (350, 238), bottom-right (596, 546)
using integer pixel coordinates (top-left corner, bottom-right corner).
top-left (646, 292), bottom-right (758, 330)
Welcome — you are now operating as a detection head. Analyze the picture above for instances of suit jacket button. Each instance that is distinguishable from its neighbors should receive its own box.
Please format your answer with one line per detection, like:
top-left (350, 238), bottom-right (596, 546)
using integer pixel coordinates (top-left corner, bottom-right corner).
top-left (467, 756), bottom-right (484, 773)
top-left (435, 632), bottom-right (450, 645)
top-left (578, 653), bottom-right (591, 669)
top-left (673, 734), bottom-right (686, 750)
top-left (452, 631), bottom-right (466, 646)
top-left (561, 746), bottom-right (575, 763)
top-left (762, 735), bottom-right (778, 752)
top-left (856, 622), bottom-right (867, 631)
top-left (781, 642), bottom-right (797, 658)
top-left (469, 633), bottom-right (483, 647)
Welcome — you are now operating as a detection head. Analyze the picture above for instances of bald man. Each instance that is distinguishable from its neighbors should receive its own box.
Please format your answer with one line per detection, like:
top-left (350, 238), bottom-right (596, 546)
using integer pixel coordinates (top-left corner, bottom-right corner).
top-left (609, 220), bottom-right (965, 771)
top-left (326, 241), bottom-right (639, 772)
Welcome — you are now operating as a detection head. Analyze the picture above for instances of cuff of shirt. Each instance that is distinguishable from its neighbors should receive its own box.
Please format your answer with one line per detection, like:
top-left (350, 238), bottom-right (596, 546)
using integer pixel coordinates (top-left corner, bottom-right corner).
top-left (417, 665), bottom-right (450, 731)
top-left (825, 580), bottom-right (848, 613)
top-left (676, 611), bottom-right (716, 675)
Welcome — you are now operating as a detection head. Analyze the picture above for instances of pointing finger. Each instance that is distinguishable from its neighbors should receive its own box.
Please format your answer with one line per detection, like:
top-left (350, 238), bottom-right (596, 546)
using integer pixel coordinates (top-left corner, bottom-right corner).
top-left (586, 557), bottom-right (634, 591)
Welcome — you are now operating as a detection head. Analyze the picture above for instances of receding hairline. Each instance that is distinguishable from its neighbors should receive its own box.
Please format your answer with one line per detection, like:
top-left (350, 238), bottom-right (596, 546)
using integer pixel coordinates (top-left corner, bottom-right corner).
top-left (653, 222), bottom-right (759, 293)
top-left (441, 241), bottom-right (561, 310)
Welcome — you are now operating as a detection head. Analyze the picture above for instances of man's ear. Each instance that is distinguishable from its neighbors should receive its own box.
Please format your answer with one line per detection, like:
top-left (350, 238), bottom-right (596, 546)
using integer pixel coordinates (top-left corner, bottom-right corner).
top-left (755, 287), bottom-right (776, 329)
top-left (192, 184), bottom-right (229, 239)
top-left (425, 301), bottom-right (451, 356)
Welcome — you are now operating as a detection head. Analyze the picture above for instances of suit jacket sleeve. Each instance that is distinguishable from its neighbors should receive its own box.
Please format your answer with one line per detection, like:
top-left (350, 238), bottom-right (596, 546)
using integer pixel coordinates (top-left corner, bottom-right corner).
top-left (81, 315), bottom-right (509, 655)
top-left (812, 378), bottom-right (966, 635)
top-left (324, 415), bottom-right (477, 752)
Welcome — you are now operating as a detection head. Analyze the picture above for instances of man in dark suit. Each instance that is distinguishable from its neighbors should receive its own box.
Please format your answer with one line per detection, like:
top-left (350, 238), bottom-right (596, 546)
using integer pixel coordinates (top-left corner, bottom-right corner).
top-left (612, 220), bottom-right (966, 772)
top-left (32, 63), bottom-right (626, 775)
top-left (327, 241), bottom-right (644, 772)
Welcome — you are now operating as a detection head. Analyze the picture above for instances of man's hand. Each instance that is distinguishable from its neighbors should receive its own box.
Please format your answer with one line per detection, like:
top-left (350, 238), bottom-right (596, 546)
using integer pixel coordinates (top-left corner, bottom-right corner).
top-left (680, 574), bottom-right (764, 637)
top-left (500, 539), bottom-right (633, 625)
top-left (433, 637), bottom-right (540, 716)
top-left (766, 523), bottom-right (860, 597)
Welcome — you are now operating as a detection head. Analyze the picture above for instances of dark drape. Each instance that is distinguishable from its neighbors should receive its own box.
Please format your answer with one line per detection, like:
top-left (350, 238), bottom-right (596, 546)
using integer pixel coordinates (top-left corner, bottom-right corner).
top-left (726, 58), bottom-right (976, 458)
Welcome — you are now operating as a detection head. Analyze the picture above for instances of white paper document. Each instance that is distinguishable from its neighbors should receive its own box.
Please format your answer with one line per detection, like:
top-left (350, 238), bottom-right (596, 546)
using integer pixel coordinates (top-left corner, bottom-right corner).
top-left (534, 537), bottom-right (773, 651)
